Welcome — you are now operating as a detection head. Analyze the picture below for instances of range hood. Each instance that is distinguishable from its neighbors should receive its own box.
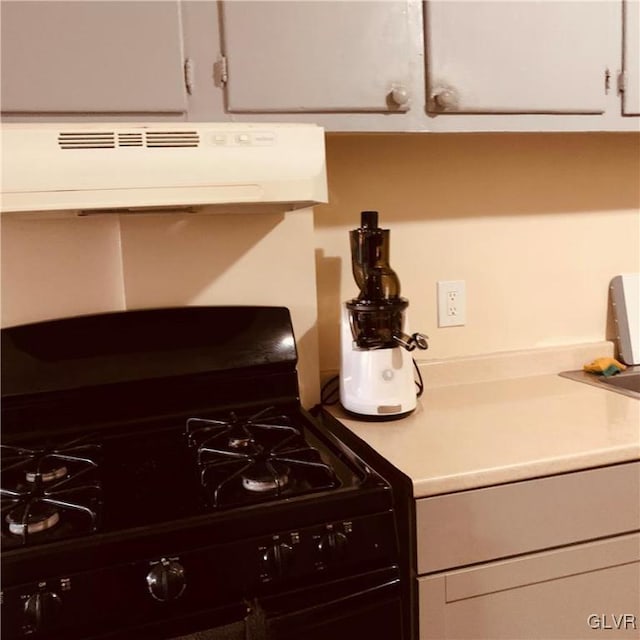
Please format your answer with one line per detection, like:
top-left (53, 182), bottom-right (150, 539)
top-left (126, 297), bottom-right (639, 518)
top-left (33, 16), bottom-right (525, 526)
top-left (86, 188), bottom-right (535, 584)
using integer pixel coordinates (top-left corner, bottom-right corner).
top-left (0, 123), bottom-right (327, 214)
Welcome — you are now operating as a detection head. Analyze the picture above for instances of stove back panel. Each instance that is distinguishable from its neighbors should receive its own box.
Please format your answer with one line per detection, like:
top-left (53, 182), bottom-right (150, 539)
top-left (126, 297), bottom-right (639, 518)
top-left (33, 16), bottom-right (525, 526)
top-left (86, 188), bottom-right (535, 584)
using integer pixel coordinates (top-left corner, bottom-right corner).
top-left (2, 306), bottom-right (298, 397)
top-left (1, 307), bottom-right (300, 434)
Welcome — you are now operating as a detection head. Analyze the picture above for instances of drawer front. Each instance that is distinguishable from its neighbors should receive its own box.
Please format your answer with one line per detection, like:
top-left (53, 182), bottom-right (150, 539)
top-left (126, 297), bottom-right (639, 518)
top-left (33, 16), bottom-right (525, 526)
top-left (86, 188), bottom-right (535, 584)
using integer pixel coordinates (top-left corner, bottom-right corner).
top-left (416, 461), bottom-right (640, 574)
top-left (419, 533), bottom-right (640, 640)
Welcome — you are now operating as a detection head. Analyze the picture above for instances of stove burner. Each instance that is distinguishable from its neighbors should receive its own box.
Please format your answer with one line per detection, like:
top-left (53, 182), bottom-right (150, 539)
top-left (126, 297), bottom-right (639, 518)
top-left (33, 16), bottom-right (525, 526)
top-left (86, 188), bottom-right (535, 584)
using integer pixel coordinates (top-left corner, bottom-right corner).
top-left (186, 407), bottom-right (339, 508)
top-left (241, 461), bottom-right (290, 493)
top-left (6, 501), bottom-right (61, 536)
top-left (0, 438), bottom-right (102, 547)
top-left (25, 461), bottom-right (68, 484)
top-left (229, 436), bottom-right (253, 450)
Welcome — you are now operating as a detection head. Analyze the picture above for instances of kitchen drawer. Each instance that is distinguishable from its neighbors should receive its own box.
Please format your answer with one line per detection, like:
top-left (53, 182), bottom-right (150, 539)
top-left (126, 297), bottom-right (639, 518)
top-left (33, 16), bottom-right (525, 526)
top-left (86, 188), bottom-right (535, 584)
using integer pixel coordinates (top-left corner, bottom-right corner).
top-left (419, 533), bottom-right (640, 640)
top-left (416, 461), bottom-right (640, 574)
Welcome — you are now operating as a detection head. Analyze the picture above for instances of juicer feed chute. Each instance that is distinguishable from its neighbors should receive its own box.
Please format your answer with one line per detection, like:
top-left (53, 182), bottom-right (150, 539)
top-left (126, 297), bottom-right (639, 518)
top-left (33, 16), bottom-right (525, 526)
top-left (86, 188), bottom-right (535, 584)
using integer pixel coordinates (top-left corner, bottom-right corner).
top-left (346, 211), bottom-right (427, 352)
top-left (349, 210), bottom-right (401, 302)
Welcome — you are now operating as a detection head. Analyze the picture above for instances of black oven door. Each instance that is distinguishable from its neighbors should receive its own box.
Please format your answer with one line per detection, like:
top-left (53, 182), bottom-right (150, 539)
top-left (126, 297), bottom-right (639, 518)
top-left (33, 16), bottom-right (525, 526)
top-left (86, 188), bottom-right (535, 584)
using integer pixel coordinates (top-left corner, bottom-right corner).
top-left (267, 568), bottom-right (402, 640)
top-left (34, 568), bottom-right (403, 640)
top-left (145, 568), bottom-right (404, 640)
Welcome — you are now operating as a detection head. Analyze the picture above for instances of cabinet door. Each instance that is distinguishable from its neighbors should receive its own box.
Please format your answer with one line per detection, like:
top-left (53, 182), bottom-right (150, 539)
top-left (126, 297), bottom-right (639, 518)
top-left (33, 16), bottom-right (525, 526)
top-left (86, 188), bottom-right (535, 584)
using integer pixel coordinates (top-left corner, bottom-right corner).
top-left (0, 1), bottom-right (186, 114)
top-left (425, 1), bottom-right (615, 114)
top-left (220, 1), bottom-right (413, 113)
top-left (419, 534), bottom-right (640, 640)
top-left (623, 0), bottom-right (640, 115)
top-left (416, 461), bottom-right (640, 574)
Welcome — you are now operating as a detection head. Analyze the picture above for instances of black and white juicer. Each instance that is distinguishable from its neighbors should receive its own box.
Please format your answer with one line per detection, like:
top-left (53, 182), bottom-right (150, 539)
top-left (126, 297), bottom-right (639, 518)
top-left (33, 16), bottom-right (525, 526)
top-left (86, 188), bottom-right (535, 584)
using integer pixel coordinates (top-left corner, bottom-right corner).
top-left (340, 211), bottom-right (429, 419)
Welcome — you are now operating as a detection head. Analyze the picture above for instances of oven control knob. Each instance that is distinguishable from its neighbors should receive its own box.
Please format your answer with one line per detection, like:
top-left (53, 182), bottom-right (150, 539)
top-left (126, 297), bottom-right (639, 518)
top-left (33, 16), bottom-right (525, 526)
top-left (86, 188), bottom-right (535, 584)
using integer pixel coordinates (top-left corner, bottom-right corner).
top-left (146, 558), bottom-right (186, 602)
top-left (24, 590), bottom-right (62, 631)
top-left (318, 531), bottom-right (348, 564)
top-left (262, 542), bottom-right (293, 579)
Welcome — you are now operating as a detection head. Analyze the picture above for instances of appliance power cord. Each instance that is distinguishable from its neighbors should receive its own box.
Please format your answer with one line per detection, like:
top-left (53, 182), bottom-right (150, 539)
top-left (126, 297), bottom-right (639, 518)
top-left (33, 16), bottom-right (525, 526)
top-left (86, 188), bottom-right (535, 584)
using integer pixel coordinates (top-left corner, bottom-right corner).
top-left (413, 358), bottom-right (424, 397)
top-left (320, 375), bottom-right (340, 405)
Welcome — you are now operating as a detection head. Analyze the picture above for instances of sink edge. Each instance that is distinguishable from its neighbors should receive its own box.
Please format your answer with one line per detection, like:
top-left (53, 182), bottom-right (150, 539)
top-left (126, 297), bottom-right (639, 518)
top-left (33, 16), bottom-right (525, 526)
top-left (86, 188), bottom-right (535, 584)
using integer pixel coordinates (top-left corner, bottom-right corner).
top-left (559, 367), bottom-right (640, 400)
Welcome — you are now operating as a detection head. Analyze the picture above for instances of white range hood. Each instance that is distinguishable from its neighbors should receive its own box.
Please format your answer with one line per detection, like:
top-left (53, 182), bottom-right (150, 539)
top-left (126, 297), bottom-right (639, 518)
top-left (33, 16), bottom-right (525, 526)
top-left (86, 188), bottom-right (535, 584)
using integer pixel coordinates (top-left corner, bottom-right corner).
top-left (0, 122), bottom-right (327, 214)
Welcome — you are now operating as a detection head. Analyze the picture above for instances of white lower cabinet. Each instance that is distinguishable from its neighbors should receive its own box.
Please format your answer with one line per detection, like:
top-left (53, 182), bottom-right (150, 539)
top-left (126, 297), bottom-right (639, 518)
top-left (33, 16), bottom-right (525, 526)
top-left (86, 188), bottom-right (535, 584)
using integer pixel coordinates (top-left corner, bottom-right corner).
top-left (419, 534), bottom-right (640, 639)
top-left (416, 462), bottom-right (640, 639)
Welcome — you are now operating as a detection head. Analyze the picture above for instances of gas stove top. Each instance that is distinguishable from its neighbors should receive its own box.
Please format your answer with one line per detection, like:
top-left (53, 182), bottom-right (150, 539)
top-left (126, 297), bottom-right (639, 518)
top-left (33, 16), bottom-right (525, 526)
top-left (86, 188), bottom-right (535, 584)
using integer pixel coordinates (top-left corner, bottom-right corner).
top-left (186, 407), bottom-right (339, 507)
top-left (1, 405), bottom-right (364, 551)
top-left (1, 307), bottom-right (404, 640)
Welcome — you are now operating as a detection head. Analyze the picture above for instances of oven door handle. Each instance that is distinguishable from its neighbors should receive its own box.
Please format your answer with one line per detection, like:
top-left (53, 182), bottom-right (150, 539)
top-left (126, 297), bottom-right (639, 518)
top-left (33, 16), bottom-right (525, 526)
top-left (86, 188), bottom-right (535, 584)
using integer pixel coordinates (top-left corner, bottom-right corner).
top-left (170, 572), bottom-right (401, 640)
top-left (264, 575), bottom-right (402, 637)
top-left (245, 598), bottom-right (269, 640)
top-left (170, 599), bottom-right (269, 640)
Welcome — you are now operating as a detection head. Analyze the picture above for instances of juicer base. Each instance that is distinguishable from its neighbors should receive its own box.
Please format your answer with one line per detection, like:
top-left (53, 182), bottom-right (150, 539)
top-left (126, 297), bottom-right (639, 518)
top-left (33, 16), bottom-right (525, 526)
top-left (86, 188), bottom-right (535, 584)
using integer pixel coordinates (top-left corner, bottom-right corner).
top-left (341, 406), bottom-right (416, 422)
top-left (340, 305), bottom-right (418, 420)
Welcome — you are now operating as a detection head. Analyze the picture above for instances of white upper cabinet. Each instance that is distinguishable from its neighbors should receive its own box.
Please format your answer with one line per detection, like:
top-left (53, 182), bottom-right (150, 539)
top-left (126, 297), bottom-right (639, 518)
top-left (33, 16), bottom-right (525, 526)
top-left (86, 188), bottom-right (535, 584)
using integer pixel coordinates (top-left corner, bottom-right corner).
top-left (425, 1), bottom-right (616, 115)
top-left (1, 0), bottom-right (637, 130)
top-left (209, 0), bottom-right (637, 130)
top-left (622, 0), bottom-right (640, 115)
top-left (0, 1), bottom-right (187, 115)
top-left (219, 1), bottom-right (414, 113)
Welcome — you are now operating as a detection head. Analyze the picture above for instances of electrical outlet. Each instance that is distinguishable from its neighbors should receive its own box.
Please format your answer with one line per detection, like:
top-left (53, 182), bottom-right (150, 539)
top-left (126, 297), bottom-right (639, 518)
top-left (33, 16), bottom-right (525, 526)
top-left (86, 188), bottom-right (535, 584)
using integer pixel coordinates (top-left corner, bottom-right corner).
top-left (437, 280), bottom-right (466, 327)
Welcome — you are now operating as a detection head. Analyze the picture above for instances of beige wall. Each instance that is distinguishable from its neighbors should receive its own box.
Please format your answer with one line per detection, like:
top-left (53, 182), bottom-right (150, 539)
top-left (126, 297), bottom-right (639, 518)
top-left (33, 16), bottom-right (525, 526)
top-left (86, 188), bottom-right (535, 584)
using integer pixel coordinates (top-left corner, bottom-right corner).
top-left (0, 210), bottom-right (320, 406)
top-left (3, 133), bottom-right (639, 404)
top-left (117, 210), bottom-right (320, 405)
top-left (0, 215), bottom-right (126, 325)
top-left (315, 133), bottom-right (640, 374)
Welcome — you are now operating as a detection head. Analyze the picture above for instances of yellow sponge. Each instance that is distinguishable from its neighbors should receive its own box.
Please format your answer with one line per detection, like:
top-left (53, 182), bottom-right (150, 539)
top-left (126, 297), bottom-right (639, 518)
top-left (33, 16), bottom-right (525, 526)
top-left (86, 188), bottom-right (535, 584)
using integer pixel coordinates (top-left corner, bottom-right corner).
top-left (583, 357), bottom-right (627, 377)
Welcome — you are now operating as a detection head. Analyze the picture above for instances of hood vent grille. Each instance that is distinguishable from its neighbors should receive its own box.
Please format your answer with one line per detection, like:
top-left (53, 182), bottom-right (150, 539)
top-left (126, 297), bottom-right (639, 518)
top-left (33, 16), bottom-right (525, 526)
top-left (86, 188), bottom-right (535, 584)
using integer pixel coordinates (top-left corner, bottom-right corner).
top-left (118, 132), bottom-right (144, 147)
top-left (145, 131), bottom-right (200, 148)
top-left (58, 130), bottom-right (200, 150)
top-left (58, 132), bottom-right (116, 149)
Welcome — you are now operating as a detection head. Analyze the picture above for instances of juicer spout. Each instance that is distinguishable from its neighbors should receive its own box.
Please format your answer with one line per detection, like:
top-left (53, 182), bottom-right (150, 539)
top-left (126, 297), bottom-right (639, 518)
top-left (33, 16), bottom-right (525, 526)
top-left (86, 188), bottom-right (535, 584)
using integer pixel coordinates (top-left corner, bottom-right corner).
top-left (393, 332), bottom-right (429, 352)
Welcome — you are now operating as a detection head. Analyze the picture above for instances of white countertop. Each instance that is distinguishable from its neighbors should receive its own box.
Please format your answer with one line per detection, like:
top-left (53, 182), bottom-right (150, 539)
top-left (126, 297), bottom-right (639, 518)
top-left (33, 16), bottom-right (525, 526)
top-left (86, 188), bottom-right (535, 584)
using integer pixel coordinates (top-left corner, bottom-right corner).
top-left (327, 343), bottom-right (640, 499)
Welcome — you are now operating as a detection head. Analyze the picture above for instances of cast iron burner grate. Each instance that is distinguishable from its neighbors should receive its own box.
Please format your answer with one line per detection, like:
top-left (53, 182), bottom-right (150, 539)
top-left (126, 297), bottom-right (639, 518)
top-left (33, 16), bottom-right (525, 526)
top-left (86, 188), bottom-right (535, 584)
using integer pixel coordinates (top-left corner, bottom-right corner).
top-left (186, 407), bottom-right (339, 508)
top-left (0, 438), bottom-right (102, 548)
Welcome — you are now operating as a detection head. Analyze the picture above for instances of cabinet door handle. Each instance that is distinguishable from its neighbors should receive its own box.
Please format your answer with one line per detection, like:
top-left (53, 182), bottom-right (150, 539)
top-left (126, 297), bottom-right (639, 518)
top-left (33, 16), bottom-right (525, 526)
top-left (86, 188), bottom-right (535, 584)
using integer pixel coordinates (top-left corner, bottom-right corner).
top-left (432, 88), bottom-right (460, 111)
top-left (390, 86), bottom-right (410, 108)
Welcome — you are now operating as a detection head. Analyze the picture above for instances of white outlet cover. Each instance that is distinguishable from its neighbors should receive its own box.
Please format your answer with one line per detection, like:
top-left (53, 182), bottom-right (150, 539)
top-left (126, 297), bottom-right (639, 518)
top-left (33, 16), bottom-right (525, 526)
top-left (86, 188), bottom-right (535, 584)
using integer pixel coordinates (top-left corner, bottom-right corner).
top-left (437, 280), bottom-right (466, 327)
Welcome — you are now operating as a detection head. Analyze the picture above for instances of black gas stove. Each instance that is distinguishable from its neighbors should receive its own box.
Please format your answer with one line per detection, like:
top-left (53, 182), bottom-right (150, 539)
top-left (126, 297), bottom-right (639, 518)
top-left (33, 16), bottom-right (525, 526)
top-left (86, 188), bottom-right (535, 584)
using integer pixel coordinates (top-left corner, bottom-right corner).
top-left (1, 307), bottom-right (404, 640)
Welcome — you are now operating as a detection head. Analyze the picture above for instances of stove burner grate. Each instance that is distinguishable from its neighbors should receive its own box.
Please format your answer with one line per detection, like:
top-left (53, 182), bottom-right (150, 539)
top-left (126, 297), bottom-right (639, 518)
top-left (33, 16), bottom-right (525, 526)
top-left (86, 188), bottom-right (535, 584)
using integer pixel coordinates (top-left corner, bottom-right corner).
top-left (0, 438), bottom-right (102, 546)
top-left (186, 407), bottom-right (339, 508)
